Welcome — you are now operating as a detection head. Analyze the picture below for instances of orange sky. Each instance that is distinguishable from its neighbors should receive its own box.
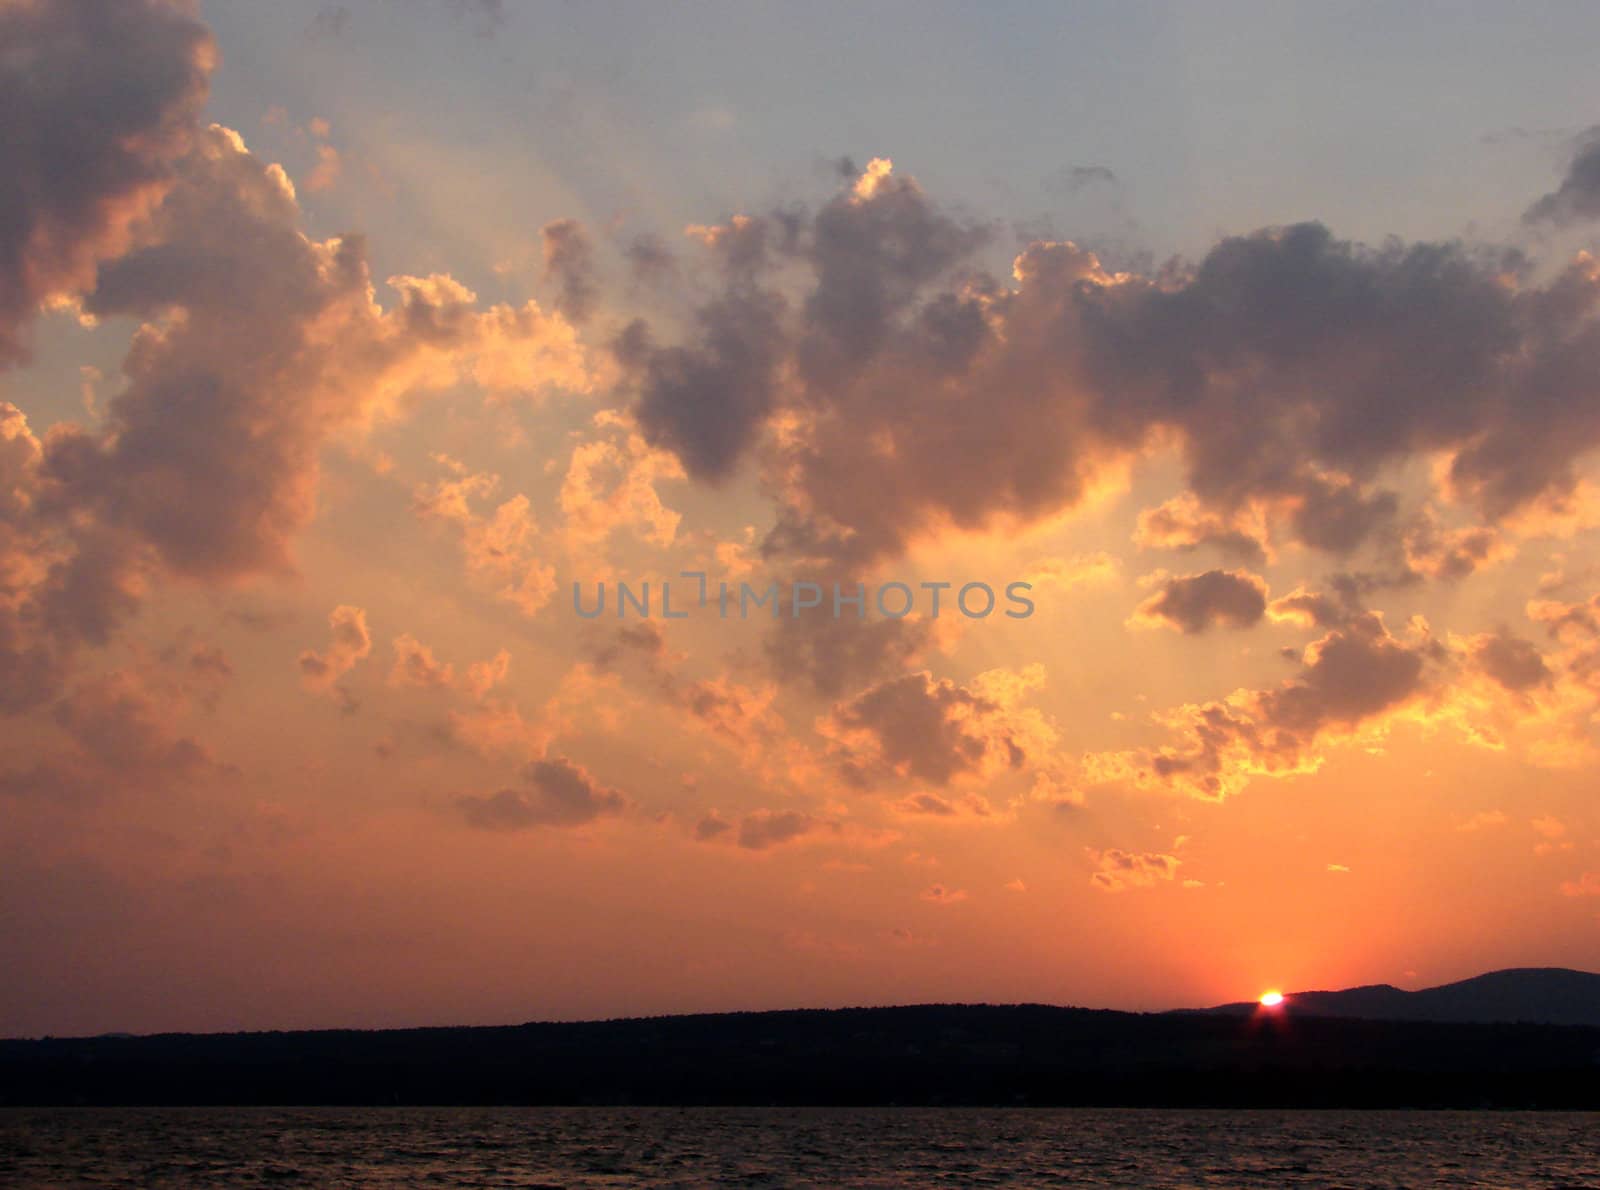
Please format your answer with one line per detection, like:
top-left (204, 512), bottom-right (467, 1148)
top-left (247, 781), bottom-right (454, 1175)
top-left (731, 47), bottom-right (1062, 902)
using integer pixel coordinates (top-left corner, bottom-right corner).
top-left (1, 0), bottom-right (1597, 1037)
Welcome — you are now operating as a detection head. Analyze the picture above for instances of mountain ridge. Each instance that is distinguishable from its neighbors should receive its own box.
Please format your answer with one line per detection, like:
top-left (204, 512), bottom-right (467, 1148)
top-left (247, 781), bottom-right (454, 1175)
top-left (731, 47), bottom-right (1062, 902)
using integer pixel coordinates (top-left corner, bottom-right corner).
top-left (1195, 966), bottom-right (1600, 1027)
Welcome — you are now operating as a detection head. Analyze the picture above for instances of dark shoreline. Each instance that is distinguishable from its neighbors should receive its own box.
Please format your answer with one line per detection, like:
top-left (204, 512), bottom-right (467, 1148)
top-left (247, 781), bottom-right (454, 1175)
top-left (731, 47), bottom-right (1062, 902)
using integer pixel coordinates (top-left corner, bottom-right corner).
top-left (5, 1004), bottom-right (1597, 1109)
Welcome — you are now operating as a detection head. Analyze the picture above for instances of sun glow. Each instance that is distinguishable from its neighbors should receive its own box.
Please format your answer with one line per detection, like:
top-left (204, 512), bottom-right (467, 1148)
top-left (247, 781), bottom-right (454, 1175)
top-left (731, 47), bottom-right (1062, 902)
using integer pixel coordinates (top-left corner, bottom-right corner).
top-left (1259, 991), bottom-right (1285, 1007)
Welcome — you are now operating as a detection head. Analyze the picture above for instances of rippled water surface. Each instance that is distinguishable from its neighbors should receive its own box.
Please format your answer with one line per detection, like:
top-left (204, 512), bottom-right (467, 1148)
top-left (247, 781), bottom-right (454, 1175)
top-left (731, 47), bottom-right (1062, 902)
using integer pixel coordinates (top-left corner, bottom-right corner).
top-left (0, 1107), bottom-right (1595, 1187)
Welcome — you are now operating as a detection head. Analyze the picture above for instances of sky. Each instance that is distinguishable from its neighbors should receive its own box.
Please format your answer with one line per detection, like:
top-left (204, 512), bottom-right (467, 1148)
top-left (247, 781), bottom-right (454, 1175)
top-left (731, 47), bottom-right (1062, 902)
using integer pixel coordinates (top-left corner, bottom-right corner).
top-left (2, 0), bottom-right (1599, 1038)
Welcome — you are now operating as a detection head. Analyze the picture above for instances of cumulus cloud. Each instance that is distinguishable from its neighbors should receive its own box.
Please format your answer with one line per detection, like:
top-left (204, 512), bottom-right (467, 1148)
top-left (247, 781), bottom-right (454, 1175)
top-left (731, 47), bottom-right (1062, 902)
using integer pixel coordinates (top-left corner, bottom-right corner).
top-left (891, 791), bottom-right (995, 819)
top-left (1524, 127), bottom-right (1600, 226)
top-left (1089, 848), bottom-right (1180, 892)
top-left (542, 218), bottom-right (596, 323)
top-left (616, 159), bottom-right (1600, 575)
top-left (764, 608), bottom-right (931, 698)
top-left (413, 464), bottom-right (558, 617)
top-left (735, 808), bottom-right (819, 850)
top-left (824, 665), bottom-right (1054, 788)
top-left (456, 756), bottom-right (628, 830)
top-left (0, 0), bottom-right (214, 364)
top-left (1560, 871), bottom-right (1600, 897)
top-left (1, 666), bottom-right (227, 803)
top-left (1105, 611), bottom-right (1433, 800)
top-left (1470, 631), bottom-right (1551, 693)
top-left (388, 633), bottom-right (454, 689)
top-left (919, 883), bottom-right (969, 905)
top-left (1134, 492), bottom-right (1269, 564)
top-left (298, 605), bottom-right (372, 694)
top-left (1131, 569), bottom-right (1269, 634)
top-left (0, 10), bottom-right (594, 724)
top-left (691, 807), bottom-right (829, 850)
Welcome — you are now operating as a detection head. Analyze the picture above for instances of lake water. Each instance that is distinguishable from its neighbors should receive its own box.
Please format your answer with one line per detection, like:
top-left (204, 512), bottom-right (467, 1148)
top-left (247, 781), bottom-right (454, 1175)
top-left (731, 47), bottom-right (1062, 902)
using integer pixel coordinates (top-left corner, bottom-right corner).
top-left (0, 1107), bottom-right (1594, 1187)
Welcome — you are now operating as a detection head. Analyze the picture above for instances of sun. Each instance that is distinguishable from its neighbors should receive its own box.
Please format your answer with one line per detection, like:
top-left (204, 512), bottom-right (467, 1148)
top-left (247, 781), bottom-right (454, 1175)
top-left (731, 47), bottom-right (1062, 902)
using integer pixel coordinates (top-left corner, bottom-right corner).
top-left (1259, 990), bottom-right (1285, 1007)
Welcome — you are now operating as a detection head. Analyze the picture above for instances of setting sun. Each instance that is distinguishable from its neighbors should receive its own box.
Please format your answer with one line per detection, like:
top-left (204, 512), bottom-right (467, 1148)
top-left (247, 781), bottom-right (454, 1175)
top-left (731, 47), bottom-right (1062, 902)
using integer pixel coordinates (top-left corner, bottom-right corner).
top-left (1260, 991), bottom-right (1286, 1008)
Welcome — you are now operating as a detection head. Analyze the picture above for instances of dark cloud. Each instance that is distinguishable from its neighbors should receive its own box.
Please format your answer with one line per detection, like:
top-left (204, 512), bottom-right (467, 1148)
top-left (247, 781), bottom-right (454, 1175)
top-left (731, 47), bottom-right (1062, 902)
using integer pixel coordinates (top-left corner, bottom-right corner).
top-left (1089, 848), bottom-right (1179, 892)
top-left (1, 667), bottom-right (228, 802)
top-left (0, 0), bottom-right (214, 365)
top-left (1134, 612), bottom-right (1432, 800)
top-left (541, 218), bottom-right (596, 323)
top-left (796, 160), bottom-right (990, 388)
top-left (627, 289), bottom-right (788, 482)
top-left (828, 669), bottom-right (1036, 788)
top-left (456, 756), bottom-right (628, 830)
top-left (306, 6), bottom-right (351, 40)
top-left (1524, 127), bottom-right (1600, 226)
top-left (0, 403), bottom-right (145, 712)
top-left (52, 670), bottom-right (220, 780)
top-left (1134, 494), bottom-right (1267, 564)
top-left (892, 791), bottom-right (993, 818)
top-left (1134, 570), bottom-right (1268, 634)
top-left (623, 233), bottom-right (676, 288)
top-left (1472, 631), bottom-right (1551, 692)
top-left (691, 807), bottom-right (823, 850)
top-left (735, 808), bottom-right (817, 850)
top-left (693, 811), bottom-right (733, 842)
top-left (1045, 164), bottom-right (1119, 196)
top-left (622, 160), bottom-right (1600, 570)
top-left (764, 609), bottom-right (931, 698)
top-left (1267, 587), bottom-right (1352, 630)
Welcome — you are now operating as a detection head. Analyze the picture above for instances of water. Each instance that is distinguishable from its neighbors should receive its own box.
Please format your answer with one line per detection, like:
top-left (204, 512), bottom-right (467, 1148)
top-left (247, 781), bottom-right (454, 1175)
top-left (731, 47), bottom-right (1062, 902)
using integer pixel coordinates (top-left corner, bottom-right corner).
top-left (0, 1107), bottom-right (1594, 1187)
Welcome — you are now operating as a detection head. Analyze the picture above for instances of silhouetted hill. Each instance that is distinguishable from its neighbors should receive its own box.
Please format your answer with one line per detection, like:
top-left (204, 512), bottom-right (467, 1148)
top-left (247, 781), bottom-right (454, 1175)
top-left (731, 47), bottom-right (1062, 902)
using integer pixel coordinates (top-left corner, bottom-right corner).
top-left (3, 1002), bottom-right (1598, 1108)
top-left (1198, 967), bottom-right (1600, 1027)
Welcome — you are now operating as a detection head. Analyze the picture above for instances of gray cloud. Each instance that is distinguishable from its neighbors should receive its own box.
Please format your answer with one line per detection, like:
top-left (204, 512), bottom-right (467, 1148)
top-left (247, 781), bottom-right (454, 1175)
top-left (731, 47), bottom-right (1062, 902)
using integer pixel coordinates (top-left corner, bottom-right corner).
top-left (1135, 612), bottom-right (1432, 800)
top-left (621, 161), bottom-right (1600, 573)
top-left (456, 756), bottom-right (628, 830)
top-left (1135, 570), bottom-right (1268, 634)
top-left (1524, 127), bottom-right (1600, 226)
top-left (1472, 631), bottom-right (1551, 692)
top-left (0, 0), bottom-right (214, 365)
top-left (542, 218), bottom-right (596, 323)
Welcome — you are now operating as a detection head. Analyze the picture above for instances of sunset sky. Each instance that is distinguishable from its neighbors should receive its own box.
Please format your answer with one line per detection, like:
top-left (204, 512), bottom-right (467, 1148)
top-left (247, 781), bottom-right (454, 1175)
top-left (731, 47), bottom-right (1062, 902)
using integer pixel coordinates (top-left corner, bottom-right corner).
top-left (3, 0), bottom-right (1599, 1038)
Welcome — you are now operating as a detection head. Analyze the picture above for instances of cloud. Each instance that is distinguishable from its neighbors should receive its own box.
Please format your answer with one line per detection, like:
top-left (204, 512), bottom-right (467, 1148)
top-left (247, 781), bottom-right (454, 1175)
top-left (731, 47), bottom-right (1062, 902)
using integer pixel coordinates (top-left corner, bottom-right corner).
top-left (919, 883), bottom-right (969, 905)
top-left (1560, 871), bottom-right (1600, 897)
top-left (1089, 848), bottom-right (1180, 892)
top-left (617, 160), bottom-right (1600, 573)
top-left (824, 665), bottom-right (1054, 788)
top-left (557, 417), bottom-right (684, 553)
top-left (691, 807), bottom-right (828, 850)
top-left (1470, 631), bottom-right (1551, 693)
top-left (1134, 493), bottom-right (1268, 564)
top-left (1046, 164), bottom-right (1119, 195)
top-left (1267, 587), bottom-right (1351, 631)
top-left (388, 633), bottom-right (454, 690)
top-left (890, 791), bottom-right (995, 819)
top-left (736, 808), bottom-right (819, 850)
top-left (298, 605), bottom-right (372, 694)
top-left (764, 609), bottom-right (931, 698)
top-left (0, 0), bottom-right (215, 365)
top-left (456, 756), bottom-right (628, 830)
top-left (413, 466), bottom-right (557, 618)
top-left (693, 811), bottom-right (733, 842)
top-left (1524, 127), bottom-right (1600, 226)
top-left (1106, 611), bottom-right (1432, 800)
top-left (1, 666), bottom-right (227, 803)
top-left (542, 218), bottom-right (596, 323)
top-left (1131, 569), bottom-right (1269, 634)
top-left (0, 41), bottom-right (593, 720)
top-left (625, 289), bottom-right (788, 483)
top-left (1531, 815), bottom-right (1566, 840)
top-left (1456, 810), bottom-right (1508, 832)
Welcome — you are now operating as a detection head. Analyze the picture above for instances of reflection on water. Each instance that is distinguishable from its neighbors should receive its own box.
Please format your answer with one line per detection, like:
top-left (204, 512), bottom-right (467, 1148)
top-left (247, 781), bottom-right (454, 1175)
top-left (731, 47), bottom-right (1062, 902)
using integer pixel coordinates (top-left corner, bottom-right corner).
top-left (0, 1106), bottom-right (1595, 1188)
